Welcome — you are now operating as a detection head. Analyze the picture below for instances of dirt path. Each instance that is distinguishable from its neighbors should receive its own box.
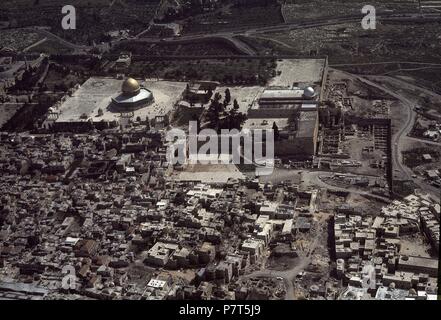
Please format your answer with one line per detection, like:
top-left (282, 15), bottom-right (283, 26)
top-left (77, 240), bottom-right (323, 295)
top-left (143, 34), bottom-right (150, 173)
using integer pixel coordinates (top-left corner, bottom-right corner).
top-left (333, 69), bottom-right (440, 200)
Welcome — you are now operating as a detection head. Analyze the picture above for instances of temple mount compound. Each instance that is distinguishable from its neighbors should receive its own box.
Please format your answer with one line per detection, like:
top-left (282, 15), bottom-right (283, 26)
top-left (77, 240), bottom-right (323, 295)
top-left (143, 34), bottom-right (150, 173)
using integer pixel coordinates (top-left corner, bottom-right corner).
top-left (111, 77), bottom-right (154, 111)
top-left (45, 76), bottom-right (187, 131)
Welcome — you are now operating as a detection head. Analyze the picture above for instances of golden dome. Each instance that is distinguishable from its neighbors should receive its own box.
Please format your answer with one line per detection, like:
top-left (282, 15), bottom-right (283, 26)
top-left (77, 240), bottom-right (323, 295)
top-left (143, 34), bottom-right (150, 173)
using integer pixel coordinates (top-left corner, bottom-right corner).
top-left (122, 78), bottom-right (140, 95)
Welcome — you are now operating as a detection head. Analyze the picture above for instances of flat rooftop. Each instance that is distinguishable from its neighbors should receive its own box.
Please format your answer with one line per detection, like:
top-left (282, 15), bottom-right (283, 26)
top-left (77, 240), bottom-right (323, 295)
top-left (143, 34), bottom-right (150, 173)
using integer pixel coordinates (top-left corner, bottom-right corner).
top-left (296, 111), bottom-right (318, 138)
top-left (259, 88), bottom-right (305, 100)
top-left (398, 255), bottom-right (439, 270)
top-left (55, 77), bottom-right (187, 123)
top-left (243, 118), bottom-right (289, 130)
top-left (246, 59), bottom-right (325, 120)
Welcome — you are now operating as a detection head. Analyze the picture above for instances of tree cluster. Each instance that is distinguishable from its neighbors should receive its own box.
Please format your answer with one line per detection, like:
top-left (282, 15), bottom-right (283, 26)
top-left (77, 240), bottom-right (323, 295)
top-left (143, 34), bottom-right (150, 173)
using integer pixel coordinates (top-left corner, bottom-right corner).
top-left (205, 89), bottom-right (247, 132)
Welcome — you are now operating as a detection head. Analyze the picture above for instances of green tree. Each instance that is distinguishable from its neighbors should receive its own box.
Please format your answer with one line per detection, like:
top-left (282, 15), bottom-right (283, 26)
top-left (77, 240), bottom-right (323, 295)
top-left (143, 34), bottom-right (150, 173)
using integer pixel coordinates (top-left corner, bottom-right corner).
top-left (233, 99), bottom-right (239, 110)
top-left (273, 121), bottom-right (280, 140)
top-left (205, 88), bottom-right (213, 103)
top-left (214, 92), bottom-right (222, 102)
top-left (224, 88), bottom-right (231, 105)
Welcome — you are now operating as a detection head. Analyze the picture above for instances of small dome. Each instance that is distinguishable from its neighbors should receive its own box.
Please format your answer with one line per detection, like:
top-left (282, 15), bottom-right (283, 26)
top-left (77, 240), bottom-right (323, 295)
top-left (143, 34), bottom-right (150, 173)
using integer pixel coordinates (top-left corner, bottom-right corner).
top-left (303, 86), bottom-right (316, 98)
top-left (122, 78), bottom-right (140, 95)
top-left (310, 285), bottom-right (319, 292)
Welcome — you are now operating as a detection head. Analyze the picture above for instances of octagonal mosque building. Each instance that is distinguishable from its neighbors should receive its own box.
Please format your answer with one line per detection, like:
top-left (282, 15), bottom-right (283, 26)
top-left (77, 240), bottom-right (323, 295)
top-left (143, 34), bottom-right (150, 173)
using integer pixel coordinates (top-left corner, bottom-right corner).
top-left (111, 77), bottom-right (154, 111)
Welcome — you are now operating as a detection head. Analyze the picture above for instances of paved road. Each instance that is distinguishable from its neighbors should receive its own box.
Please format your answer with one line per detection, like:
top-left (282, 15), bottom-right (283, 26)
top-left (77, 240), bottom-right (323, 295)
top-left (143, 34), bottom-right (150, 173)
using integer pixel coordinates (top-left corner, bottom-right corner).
top-left (330, 61), bottom-right (441, 67)
top-left (368, 75), bottom-right (441, 101)
top-left (304, 171), bottom-right (391, 202)
top-left (120, 34), bottom-right (257, 55)
top-left (405, 136), bottom-right (441, 146)
top-left (259, 168), bottom-right (391, 202)
top-left (335, 70), bottom-right (440, 200)
top-left (243, 168), bottom-right (390, 300)
top-left (21, 12), bottom-right (441, 56)
top-left (335, 70), bottom-right (415, 179)
top-left (128, 12), bottom-right (441, 55)
top-left (25, 27), bottom-right (88, 53)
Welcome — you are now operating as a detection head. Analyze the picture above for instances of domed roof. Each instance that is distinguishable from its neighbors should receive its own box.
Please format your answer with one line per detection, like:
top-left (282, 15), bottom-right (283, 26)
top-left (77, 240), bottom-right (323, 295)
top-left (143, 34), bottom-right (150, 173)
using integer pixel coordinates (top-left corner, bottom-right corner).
top-left (122, 78), bottom-right (140, 95)
top-left (303, 86), bottom-right (316, 98)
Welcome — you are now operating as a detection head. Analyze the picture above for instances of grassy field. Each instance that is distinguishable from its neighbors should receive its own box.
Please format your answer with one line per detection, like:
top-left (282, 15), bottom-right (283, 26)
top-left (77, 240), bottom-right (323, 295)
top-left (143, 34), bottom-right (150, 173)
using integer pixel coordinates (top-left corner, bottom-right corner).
top-left (123, 58), bottom-right (277, 85)
top-left (112, 39), bottom-right (243, 56)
